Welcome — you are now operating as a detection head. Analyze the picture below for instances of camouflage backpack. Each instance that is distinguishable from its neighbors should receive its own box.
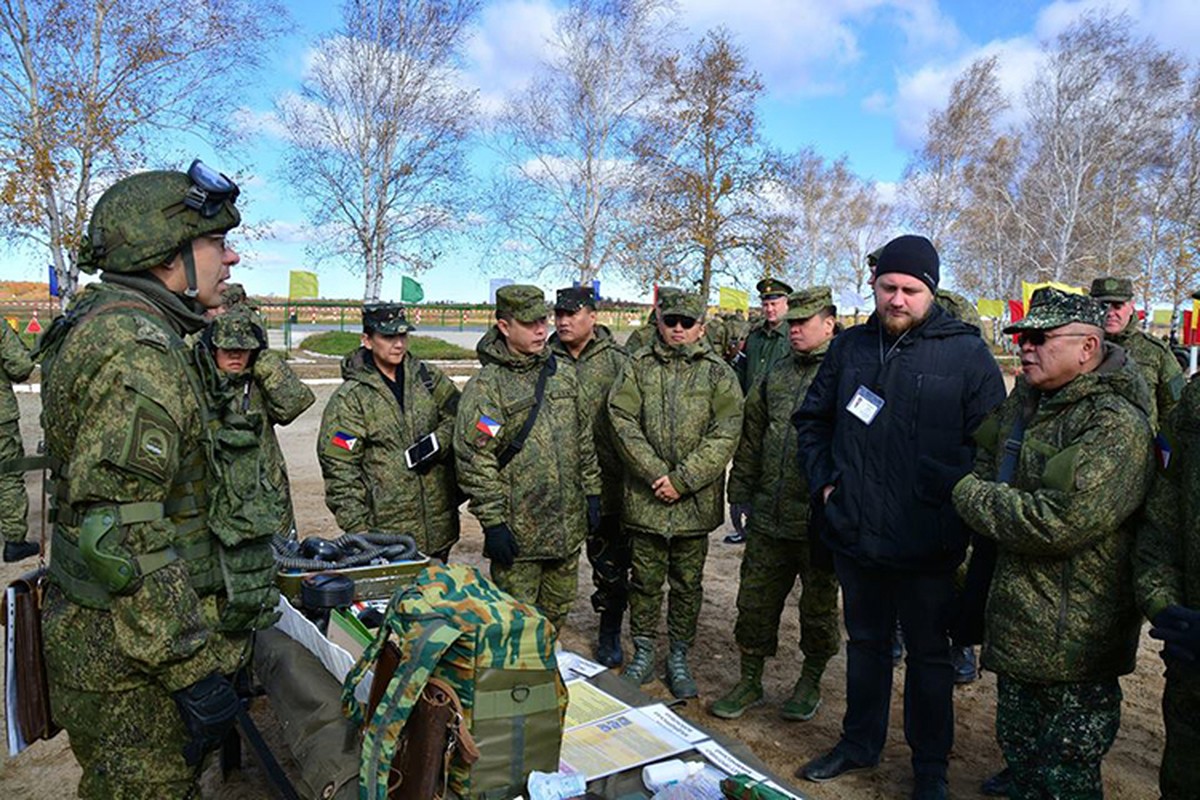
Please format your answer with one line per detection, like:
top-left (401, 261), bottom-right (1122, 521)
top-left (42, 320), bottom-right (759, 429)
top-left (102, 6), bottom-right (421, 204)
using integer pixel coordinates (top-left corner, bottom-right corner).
top-left (342, 563), bottom-right (568, 800)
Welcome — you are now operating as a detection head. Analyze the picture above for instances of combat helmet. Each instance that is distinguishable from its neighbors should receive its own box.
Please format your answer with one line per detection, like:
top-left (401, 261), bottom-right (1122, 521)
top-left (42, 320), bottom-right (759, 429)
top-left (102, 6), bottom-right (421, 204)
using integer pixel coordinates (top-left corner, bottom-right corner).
top-left (77, 160), bottom-right (240, 296)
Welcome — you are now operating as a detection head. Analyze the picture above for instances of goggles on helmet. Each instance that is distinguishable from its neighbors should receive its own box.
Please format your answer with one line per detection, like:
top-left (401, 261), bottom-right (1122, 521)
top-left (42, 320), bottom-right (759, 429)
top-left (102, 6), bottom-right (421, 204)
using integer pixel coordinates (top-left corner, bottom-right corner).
top-left (183, 159), bottom-right (240, 218)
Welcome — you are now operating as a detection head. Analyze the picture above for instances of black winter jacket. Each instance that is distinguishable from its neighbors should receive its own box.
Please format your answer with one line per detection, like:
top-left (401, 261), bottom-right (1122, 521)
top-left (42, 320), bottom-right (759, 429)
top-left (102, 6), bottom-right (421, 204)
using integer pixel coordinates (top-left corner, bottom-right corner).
top-left (794, 305), bottom-right (1006, 571)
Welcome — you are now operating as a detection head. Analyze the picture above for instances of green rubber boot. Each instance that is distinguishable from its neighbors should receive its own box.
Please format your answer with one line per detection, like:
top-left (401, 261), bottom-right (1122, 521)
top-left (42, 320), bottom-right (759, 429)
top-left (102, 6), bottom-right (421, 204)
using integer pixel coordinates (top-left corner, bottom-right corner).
top-left (665, 640), bottom-right (698, 699)
top-left (709, 654), bottom-right (765, 719)
top-left (621, 637), bottom-right (656, 685)
top-left (780, 657), bottom-right (828, 721)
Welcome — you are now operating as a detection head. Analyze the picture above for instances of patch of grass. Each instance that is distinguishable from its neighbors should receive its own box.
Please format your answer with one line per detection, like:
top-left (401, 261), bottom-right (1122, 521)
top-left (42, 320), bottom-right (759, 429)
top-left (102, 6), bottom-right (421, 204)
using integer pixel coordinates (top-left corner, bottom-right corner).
top-left (301, 330), bottom-right (475, 360)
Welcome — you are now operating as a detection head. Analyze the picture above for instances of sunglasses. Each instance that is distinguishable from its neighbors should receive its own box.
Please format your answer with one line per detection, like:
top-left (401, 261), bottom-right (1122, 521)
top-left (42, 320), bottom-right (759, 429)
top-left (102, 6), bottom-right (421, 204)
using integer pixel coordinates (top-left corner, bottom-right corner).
top-left (661, 315), bottom-right (698, 329)
top-left (1016, 330), bottom-right (1090, 347)
top-left (183, 159), bottom-right (240, 218)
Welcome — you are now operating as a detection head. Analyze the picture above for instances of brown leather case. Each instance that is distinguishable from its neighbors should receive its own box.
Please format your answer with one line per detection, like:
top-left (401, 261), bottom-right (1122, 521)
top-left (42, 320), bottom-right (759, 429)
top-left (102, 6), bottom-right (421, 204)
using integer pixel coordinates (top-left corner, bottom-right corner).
top-left (2, 568), bottom-right (60, 744)
top-left (386, 677), bottom-right (478, 800)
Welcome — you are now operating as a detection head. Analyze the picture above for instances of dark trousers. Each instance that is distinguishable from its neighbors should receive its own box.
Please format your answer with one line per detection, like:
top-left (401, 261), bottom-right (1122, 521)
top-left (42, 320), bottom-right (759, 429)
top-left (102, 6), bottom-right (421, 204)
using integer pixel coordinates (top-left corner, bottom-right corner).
top-left (587, 513), bottom-right (630, 614)
top-left (833, 553), bottom-right (956, 779)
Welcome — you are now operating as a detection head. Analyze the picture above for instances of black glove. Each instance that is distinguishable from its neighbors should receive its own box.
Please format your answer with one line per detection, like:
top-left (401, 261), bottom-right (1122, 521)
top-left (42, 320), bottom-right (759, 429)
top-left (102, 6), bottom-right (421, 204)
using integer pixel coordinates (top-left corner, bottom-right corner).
top-left (729, 503), bottom-right (752, 536)
top-left (917, 454), bottom-right (969, 503)
top-left (172, 672), bottom-right (240, 766)
top-left (587, 495), bottom-right (601, 534)
top-left (483, 523), bottom-right (519, 568)
top-left (1151, 605), bottom-right (1200, 663)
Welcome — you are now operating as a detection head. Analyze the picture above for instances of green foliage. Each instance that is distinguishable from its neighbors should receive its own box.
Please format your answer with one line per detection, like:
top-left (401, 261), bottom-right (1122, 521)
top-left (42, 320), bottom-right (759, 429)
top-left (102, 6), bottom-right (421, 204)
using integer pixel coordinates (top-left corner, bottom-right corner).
top-left (301, 331), bottom-right (474, 360)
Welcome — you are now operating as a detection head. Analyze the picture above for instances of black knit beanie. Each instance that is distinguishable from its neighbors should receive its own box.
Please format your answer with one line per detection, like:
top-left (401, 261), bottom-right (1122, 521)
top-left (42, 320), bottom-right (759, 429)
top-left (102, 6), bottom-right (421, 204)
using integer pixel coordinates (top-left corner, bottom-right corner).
top-left (875, 235), bottom-right (939, 290)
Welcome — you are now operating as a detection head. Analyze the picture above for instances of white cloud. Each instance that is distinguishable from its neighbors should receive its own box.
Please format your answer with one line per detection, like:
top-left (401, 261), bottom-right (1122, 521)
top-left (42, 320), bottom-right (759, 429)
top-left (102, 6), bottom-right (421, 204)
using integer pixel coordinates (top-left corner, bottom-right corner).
top-left (232, 106), bottom-right (289, 140)
top-left (462, 0), bottom-right (560, 116)
top-left (874, 180), bottom-right (898, 205)
top-left (676, 0), bottom-right (961, 96)
top-left (1035, 0), bottom-right (1200, 58)
top-left (890, 37), bottom-right (1045, 149)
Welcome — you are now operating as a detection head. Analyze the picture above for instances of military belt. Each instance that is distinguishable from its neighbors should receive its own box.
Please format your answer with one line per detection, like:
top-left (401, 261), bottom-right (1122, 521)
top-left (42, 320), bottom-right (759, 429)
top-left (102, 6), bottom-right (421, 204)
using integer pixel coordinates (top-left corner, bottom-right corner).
top-left (49, 523), bottom-right (180, 611)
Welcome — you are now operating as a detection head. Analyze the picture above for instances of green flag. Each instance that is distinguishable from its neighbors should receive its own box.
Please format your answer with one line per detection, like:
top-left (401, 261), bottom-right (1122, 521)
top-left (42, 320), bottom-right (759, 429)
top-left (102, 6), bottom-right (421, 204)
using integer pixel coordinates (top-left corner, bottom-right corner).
top-left (289, 270), bottom-right (319, 300)
top-left (401, 276), bottom-right (424, 303)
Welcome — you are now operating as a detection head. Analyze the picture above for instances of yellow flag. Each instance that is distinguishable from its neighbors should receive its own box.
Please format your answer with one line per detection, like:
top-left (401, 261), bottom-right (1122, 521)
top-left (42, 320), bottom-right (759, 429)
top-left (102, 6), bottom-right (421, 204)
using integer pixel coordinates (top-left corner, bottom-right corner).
top-left (718, 286), bottom-right (750, 312)
top-left (289, 270), bottom-right (319, 300)
top-left (1152, 309), bottom-right (1174, 326)
top-left (1021, 280), bottom-right (1084, 311)
top-left (976, 299), bottom-right (1006, 319)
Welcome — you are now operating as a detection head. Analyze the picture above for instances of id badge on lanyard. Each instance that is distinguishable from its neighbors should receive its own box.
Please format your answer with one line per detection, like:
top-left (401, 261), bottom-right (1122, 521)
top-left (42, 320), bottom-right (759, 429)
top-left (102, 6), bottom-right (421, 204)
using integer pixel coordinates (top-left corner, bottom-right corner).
top-left (846, 385), bottom-right (885, 425)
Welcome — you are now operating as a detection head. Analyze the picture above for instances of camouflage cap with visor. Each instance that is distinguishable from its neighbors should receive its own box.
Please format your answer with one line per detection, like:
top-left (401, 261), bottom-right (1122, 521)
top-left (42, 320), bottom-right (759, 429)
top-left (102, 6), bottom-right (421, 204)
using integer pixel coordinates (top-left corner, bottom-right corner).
top-left (554, 285), bottom-right (596, 312)
top-left (496, 284), bottom-right (548, 323)
top-left (1089, 276), bottom-right (1133, 303)
top-left (658, 290), bottom-right (706, 321)
top-left (210, 307), bottom-right (265, 350)
top-left (1003, 288), bottom-right (1106, 334)
top-left (363, 302), bottom-right (414, 335)
top-left (785, 286), bottom-right (833, 321)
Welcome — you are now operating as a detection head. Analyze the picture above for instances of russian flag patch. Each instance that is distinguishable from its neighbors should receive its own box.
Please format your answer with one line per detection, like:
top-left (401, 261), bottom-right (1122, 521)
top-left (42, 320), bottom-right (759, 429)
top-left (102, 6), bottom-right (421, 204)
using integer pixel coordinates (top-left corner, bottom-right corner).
top-left (1155, 433), bottom-right (1172, 470)
top-left (331, 431), bottom-right (358, 451)
top-left (475, 415), bottom-right (501, 438)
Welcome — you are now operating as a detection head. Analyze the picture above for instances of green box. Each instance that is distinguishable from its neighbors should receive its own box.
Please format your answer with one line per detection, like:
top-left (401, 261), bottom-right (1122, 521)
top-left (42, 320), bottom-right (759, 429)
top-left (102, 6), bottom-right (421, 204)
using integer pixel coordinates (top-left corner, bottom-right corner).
top-left (275, 556), bottom-right (430, 606)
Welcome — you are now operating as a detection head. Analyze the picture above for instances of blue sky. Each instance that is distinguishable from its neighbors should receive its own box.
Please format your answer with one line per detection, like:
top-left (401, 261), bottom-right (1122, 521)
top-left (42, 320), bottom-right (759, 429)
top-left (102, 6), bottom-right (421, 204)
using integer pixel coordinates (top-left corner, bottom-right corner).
top-left (11, 0), bottom-right (1200, 304)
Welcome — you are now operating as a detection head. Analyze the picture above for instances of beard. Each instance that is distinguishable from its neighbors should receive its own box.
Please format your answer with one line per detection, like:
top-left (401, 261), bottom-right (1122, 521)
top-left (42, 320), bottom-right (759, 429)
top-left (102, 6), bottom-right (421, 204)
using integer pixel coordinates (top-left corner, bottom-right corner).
top-left (881, 308), bottom-right (926, 336)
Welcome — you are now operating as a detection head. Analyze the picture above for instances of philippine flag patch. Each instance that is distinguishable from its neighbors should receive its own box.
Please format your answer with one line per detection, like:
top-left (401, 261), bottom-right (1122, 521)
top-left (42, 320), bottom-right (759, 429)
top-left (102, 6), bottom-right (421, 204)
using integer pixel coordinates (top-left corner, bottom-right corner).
top-left (475, 415), bottom-right (501, 438)
top-left (331, 431), bottom-right (358, 451)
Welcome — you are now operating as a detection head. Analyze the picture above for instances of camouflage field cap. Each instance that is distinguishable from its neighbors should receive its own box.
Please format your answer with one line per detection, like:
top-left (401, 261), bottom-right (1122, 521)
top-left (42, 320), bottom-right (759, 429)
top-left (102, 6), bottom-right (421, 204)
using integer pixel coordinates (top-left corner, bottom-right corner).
top-left (1004, 288), bottom-right (1106, 334)
top-left (785, 286), bottom-right (833, 321)
top-left (363, 302), bottom-right (414, 335)
top-left (221, 282), bottom-right (248, 308)
top-left (756, 277), bottom-right (793, 299)
top-left (211, 307), bottom-right (265, 350)
top-left (658, 290), bottom-right (706, 320)
top-left (496, 284), bottom-right (547, 322)
top-left (1089, 276), bottom-right (1133, 303)
top-left (77, 167), bottom-right (241, 274)
top-left (554, 285), bottom-right (596, 312)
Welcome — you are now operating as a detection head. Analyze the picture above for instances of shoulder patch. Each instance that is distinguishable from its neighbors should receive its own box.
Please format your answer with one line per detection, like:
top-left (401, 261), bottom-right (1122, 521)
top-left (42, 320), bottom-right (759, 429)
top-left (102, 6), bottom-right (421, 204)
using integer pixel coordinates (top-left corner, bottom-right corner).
top-left (119, 395), bottom-right (178, 482)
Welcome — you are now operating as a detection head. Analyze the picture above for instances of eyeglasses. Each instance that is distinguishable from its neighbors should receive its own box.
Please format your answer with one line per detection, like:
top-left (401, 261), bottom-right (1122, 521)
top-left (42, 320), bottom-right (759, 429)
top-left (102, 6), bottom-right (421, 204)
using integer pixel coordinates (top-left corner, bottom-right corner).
top-left (184, 159), bottom-right (239, 218)
top-left (661, 315), bottom-right (697, 329)
top-left (1017, 330), bottom-right (1091, 347)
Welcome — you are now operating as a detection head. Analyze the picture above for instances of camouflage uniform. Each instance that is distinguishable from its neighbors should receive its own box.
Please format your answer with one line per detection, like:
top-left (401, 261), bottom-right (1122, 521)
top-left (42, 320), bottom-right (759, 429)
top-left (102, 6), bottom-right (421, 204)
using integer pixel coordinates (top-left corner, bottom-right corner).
top-left (205, 307), bottom-right (315, 537)
top-left (713, 287), bottom-right (840, 720)
top-left (548, 301), bottom-right (631, 625)
top-left (952, 290), bottom-right (1154, 799)
top-left (935, 289), bottom-right (982, 329)
top-left (0, 320), bottom-right (34, 549)
top-left (607, 291), bottom-right (743, 695)
top-left (319, 310), bottom-right (461, 559)
top-left (1136, 373), bottom-right (1200, 798)
top-left (624, 311), bottom-right (657, 354)
top-left (455, 286), bottom-right (600, 631)
top-left (39, 167), bottom-right (266, 799)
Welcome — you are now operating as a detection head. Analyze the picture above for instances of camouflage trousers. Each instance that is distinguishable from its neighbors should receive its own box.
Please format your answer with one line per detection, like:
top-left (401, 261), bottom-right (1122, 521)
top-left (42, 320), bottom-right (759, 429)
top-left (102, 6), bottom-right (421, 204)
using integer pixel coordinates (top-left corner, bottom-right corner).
top-left (997, 673), bottom-right (1121, 800)
top-left (734, 533), bottom-right (839, 661)
top-left (628, 531), bottom-right (708, 645)
top-left (490, 549), bottom-right (581, 633)
top-left (0, 419), bottom-right (29, 543)
top-left (1161, 662), bottom-right (1200, 799)
top-left (586, 513), bottom-right (630, 614)
top-left (52, 681), bottom-right (196, 799)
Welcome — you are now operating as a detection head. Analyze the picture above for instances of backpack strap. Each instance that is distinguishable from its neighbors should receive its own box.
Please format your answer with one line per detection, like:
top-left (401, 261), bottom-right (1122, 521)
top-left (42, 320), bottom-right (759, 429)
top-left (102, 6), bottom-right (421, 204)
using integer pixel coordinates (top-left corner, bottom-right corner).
top-left (344, 617), bottom-right (463, 800)
top-left (497, 354), bottom-right (556, 470)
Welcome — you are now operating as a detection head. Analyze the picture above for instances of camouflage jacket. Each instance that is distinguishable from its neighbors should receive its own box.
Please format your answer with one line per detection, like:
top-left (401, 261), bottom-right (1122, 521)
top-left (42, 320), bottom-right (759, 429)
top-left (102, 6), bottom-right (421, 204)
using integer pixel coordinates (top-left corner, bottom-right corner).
top-left (319, 348), bottom-right (462, 556)
top-left (625, 314), bottom-right (657, 354)
top-left (727, 342), bottom-right (829, 540)
top-left (936, 289), bottom-right (982, 329)
top-left (953, 344), bottom-right (1153, 683)
top-left (608, 336), bottom-right (743, 536)
top-left (39, 275), bottom-right (239, 693)
top-left (455, 328), bottom-right (600, 560)
top-left (548, 325), bottom-right (629, 515)
top-left (735, 319), bottom-right (789, 393)
top-left (1109, 314), bottom-right (1183, 430)
top-left (0, 320), bottom-right (33, 425)
top-left (218, 349), bottom-right (315, 536)
top-left (1135, 379), bottom-right (1200, 620)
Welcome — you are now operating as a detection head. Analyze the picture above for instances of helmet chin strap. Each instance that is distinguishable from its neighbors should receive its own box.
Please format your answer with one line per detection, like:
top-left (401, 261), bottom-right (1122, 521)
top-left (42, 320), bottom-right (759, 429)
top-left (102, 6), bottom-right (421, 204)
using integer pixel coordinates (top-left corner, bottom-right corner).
top-left (181, 241), bottom-right (199, 298)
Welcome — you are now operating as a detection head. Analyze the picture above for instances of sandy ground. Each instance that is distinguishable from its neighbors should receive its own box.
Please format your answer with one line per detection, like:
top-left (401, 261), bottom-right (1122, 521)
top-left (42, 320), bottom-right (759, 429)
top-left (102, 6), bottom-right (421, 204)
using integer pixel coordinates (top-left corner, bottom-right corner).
top-left (1, 384), bottom-right (1166, 799)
